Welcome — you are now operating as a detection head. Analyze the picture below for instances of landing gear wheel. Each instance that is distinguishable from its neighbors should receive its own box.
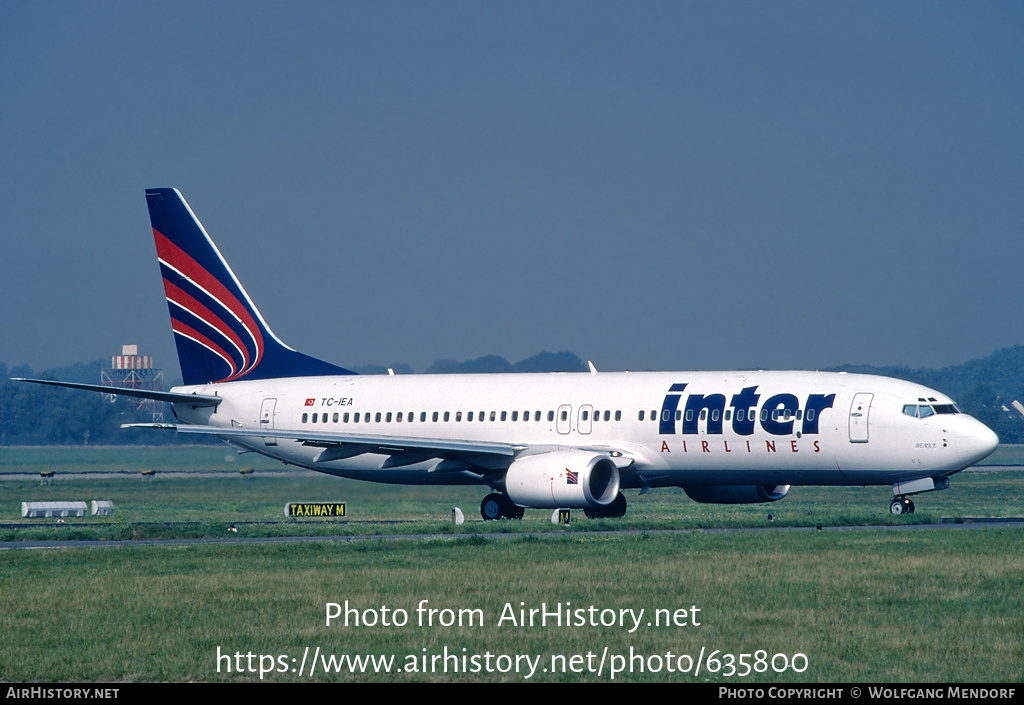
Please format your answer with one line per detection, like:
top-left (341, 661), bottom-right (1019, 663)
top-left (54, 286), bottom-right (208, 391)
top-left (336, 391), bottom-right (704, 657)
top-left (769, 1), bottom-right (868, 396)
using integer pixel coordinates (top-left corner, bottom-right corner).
top-left (480, 493), bottom-right (524, 520)
top-left (584, 492), bottom-right (628, 519)
top-left (890, 496), bottom-right (913, 515)
top-left (481, 493), bottom-right (504, 520)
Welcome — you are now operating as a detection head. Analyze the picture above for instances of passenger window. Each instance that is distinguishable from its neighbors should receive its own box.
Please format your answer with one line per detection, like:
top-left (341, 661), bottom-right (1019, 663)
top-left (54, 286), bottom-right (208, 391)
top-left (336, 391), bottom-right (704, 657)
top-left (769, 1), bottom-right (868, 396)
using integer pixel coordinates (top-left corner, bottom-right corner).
top-left (582, 410), bottom-right (589, 421)
top-left (302, 413), bottom-right (308, 423)
top-left (490, 411), bottom-right (497, 422)
top-left (375, 412), bottom-right (382, 423)
top-left (468, 411), bottom-right (474, 422)
top-left (456, 411), bottom-right (463, 422)
top-left (548, 411), bottom-right (555, 422)
top-left (604, 410), bottom-right (610, 421)
top-left (432, 412), bottom-right (438, 422)
top-left (333, 413), bottom-right (339, 423)
top-left (344, 413), bottom-right (350, 423)
top-left (396, 412), bottom-right (402, 422)
top-left (444, 411), bottom-right (450, 422)
top-left (560, 410), bottom-right (568, 421)
top-left (501, 411), bottom-right (507, 421)
top-left (638, 410), bottom-right (644, 421)
top-left (386, 412), bottom-right (392, 423)
top-left (420, 412), bottom-right (427, 422)
top-left (512, 411), bottom-right (519, 422)
top-left (615, 410), bottom-right (621, 421)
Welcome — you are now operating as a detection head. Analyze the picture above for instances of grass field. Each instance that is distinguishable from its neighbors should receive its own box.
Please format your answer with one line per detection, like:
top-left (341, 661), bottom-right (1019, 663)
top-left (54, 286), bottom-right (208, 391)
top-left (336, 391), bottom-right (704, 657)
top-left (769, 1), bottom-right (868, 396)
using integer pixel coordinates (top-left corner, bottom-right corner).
top-left (1, 530), bottom-right (1021, 682)
top-left (978, 444), bottom-right (1024, 466)
top-left (0, 445), bottom-right (285, 475)
top-left (2, 448), bottom-right (1022, 540)
top-left (1, 446), bottom-right (1022, 682)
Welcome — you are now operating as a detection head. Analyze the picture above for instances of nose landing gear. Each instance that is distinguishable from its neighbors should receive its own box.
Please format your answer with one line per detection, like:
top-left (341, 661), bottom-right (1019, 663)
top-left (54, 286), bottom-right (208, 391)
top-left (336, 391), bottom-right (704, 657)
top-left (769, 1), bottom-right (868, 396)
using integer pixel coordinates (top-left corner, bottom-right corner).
top-left (890, 496), bottom-right (915, 515)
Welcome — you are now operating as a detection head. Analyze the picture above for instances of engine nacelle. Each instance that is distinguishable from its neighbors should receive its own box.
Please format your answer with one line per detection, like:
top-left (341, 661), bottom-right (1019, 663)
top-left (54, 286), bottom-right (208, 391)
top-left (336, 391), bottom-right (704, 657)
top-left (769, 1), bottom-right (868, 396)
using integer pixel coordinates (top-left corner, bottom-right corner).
top-left (682, 484), bottom-right (791, 504)
top-left (504, 450), bottom-right (620, 509)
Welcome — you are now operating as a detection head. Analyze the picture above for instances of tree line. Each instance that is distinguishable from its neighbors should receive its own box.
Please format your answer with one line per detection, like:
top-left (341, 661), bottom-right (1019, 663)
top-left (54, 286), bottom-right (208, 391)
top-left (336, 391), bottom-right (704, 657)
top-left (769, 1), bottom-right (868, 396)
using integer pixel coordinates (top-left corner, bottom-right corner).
top-left (0, 361), bottom-right (185, 446)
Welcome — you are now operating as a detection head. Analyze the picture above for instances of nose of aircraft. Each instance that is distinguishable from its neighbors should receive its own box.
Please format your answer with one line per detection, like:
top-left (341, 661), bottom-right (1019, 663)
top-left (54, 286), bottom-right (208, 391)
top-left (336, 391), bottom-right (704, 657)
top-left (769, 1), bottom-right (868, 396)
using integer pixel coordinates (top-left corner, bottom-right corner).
top-left (955, 417), bottom-right (1000, 465)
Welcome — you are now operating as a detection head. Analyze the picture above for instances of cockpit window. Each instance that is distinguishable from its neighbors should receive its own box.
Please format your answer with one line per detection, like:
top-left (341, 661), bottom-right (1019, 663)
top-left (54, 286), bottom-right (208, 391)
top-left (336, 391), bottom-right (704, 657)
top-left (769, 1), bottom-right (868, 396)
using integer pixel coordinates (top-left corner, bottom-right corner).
top-left (904, 403), bottom-right (954, 418)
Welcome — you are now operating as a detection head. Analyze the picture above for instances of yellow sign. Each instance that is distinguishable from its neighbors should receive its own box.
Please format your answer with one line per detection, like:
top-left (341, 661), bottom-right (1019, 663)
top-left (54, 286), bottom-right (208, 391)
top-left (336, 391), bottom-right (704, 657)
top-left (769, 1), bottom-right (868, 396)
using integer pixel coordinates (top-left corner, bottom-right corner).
top-left (287, 502), bottom-right (346, 518)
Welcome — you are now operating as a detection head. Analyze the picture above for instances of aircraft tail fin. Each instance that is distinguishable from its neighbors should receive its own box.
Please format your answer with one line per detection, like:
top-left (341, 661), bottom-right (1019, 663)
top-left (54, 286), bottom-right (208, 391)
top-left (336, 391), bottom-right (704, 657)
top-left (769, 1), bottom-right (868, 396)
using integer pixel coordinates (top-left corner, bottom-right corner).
top-left (145, 188), bottom-right (355, 385)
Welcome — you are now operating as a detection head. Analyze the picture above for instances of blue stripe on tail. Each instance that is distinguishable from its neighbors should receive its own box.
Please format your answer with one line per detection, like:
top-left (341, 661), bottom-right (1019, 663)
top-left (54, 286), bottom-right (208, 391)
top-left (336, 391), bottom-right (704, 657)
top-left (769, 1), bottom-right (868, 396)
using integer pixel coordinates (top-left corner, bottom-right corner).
top-left (145, 188), bottom-right (356, 385)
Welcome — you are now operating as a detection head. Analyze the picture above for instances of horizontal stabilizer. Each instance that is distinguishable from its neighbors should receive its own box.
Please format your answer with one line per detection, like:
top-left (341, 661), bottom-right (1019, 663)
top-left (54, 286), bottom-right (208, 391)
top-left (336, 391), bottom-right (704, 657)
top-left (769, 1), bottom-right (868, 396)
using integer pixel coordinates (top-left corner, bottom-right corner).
top-left (13, 378), bottom-right (222, 407)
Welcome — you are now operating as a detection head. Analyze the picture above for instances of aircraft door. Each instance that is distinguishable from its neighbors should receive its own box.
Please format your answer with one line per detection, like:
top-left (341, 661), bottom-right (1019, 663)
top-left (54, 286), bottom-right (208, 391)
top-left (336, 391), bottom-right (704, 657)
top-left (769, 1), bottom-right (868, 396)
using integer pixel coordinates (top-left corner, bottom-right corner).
top-left (849, 393), bottom-right (872, 443)
top-left (260, 398), bottom-right (278, 446)
top-left (578, 405), bottom-right (593, 435)
top-left (557, 404), bottom-right (572, 435)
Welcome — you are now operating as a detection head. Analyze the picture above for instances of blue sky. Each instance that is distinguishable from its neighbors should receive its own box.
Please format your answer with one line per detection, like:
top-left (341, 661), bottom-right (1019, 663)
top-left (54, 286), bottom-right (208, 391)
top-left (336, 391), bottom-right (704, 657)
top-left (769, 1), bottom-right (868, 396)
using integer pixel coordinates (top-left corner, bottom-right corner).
top-left (2, 2), bottom-right (1022, 377)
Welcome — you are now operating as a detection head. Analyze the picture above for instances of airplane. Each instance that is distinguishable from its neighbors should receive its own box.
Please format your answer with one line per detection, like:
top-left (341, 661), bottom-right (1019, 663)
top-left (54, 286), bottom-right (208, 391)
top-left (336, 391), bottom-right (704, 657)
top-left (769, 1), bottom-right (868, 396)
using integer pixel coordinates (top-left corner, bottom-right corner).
top-left (17, 188), bottom-right (1000, 519)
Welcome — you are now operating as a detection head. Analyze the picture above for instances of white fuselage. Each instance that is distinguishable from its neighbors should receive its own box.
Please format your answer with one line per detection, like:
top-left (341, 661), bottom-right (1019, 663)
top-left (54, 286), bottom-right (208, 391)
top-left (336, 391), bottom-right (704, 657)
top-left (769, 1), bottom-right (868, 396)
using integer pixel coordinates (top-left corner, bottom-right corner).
top-left (169, 369), bottom-right (998, 490)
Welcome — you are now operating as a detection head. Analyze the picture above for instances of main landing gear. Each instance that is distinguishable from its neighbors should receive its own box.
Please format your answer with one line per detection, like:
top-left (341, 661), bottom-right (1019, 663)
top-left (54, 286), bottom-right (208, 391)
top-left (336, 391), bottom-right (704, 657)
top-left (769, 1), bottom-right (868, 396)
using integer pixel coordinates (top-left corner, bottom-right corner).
top-left (584, 492), bottom-right (628, 519)
top-left (890, 496), bottom-right (915, 515)
top-left (480, 493), bottom-right (525, 520)
top-left (479, 491), bottom-right (629, 520)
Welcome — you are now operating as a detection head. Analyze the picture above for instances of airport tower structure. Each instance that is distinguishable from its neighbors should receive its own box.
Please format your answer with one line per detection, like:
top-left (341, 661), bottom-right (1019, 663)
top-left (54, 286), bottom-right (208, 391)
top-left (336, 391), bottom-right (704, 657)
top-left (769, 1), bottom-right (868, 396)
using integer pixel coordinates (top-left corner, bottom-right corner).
top-left (101, 344), bottom-right (164, 422)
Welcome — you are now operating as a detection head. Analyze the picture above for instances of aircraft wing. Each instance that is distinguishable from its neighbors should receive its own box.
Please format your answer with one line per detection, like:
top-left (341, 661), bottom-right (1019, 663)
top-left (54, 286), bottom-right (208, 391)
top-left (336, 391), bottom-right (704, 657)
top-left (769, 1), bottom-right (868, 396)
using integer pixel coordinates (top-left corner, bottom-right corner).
top-left (122, 423), bottom-right (639, 474)
top-left (122, 422), bottom-right (518, 468)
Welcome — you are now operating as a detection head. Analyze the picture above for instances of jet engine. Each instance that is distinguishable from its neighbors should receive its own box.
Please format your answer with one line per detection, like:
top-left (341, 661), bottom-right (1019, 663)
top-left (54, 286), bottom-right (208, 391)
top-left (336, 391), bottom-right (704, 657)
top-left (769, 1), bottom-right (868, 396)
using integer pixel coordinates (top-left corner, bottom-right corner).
top-left (682, 484), bottom-right (791, 504)
top-left (504, 450), bottom-right (620, 509)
